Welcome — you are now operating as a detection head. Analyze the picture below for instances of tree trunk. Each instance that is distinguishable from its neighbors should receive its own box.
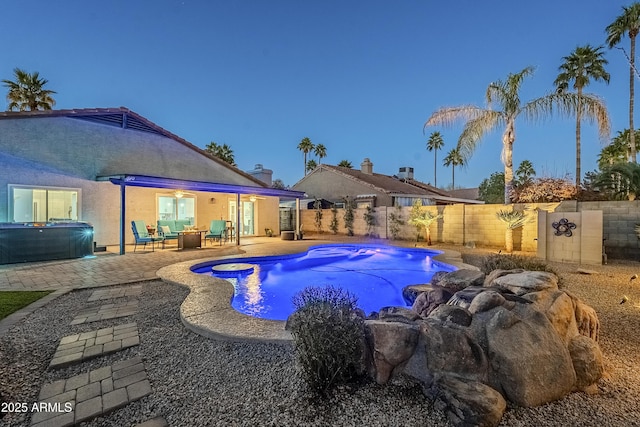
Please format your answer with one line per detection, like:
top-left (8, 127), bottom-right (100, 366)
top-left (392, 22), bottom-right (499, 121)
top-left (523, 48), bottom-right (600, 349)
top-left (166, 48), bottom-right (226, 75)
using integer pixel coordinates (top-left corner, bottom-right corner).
top-left (426, 227), bottom-right (432, 246)
top-left (631, 35), bottom-right (637, 163)
top-left (576, 88), bottom-right (583, 189)
top-left (452, 165), bottom-right (455, 188)
top-left (502, 119), bottom-right (516, 204)
top-left (505, 228), bottom-right (514, 253)
top-left (434, 151), bottom-right (438, 188)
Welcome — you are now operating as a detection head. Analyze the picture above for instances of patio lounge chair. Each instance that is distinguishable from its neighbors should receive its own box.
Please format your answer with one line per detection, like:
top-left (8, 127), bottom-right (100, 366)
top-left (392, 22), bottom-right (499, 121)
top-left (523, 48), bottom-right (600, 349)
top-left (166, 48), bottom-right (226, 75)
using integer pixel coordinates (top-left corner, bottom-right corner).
top-left (205, 220), bottom-right (227, 246)
top-left (132, 220), bottom-right (164, 252)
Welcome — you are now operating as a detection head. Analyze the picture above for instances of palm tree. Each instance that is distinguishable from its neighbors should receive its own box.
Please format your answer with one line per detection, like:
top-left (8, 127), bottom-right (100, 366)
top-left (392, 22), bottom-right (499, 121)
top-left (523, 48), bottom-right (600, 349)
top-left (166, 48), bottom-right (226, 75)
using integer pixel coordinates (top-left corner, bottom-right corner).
top-left (338, 160), bottom-right (353, 168)
top-left (443, 148), bottom-right (464, 188)
top-left (599, 129), bottom-right (640, 168)
top-left (426, 131), bottom-right (445, 187)
top-left (205, 142), bottom-right (236, 166)
top-left (314, 143), bottom-right (327, 164)
top-left (2, 68), bottom-right (56, 111)
top-left (555, 45), bottom-right (610, 188)
top-left (496, 209), bottom-right (528, 253)
top-left (606, 2), bottom-right (640, 162)
top-left (297, 137), bottom-right (314, 176)
top-left (425, 66), bottom-right (610, 203)
top-left (306, 159), bottom-right (318, 173)
top-left (594, 162), bottom-right (640, 200)
top-left (515, 160), bottom-right (536, 187)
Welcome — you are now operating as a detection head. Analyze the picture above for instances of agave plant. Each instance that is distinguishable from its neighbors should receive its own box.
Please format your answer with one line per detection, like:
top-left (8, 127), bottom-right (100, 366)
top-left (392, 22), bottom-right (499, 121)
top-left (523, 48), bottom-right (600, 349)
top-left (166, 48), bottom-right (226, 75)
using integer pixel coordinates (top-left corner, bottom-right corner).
top-left (496, 209), bottom-right (528, 253)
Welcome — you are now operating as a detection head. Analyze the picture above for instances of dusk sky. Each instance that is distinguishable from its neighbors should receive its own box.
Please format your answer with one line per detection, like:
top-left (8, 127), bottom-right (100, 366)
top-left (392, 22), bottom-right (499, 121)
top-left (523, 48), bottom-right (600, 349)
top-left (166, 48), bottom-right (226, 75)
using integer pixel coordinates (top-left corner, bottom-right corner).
top-left (2, 0), bottom-right (636, 189)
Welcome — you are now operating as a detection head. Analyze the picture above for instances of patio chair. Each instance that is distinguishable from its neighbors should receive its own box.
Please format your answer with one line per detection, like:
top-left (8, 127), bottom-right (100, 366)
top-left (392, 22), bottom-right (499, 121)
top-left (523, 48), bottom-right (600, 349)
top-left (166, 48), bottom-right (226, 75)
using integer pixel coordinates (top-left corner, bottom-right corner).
top-left (205, 220), bottom-right (227, 246)
top-left (131, 220), bottom-right (164, 252)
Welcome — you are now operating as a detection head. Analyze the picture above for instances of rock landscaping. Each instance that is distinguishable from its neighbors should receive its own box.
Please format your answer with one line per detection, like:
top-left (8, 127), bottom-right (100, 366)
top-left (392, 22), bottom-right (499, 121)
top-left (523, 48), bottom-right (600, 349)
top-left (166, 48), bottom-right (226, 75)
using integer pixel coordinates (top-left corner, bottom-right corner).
top-left (365, 268), bottom-right (603, 427)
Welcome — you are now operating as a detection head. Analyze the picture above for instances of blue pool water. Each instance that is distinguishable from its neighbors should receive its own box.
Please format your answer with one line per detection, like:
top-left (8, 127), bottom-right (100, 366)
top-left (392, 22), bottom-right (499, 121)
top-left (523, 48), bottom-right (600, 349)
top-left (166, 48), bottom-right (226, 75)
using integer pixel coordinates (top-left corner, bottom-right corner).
top-left (191, 244), bottom-right (456, 321)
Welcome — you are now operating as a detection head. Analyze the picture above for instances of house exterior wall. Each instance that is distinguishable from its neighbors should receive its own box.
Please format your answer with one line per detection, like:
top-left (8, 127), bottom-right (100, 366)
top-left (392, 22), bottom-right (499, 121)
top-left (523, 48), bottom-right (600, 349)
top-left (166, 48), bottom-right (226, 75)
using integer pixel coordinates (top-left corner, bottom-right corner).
top-left (0, 116), bottom-right (279, 247)
top-left (293, 168), bottom-right (393, 206)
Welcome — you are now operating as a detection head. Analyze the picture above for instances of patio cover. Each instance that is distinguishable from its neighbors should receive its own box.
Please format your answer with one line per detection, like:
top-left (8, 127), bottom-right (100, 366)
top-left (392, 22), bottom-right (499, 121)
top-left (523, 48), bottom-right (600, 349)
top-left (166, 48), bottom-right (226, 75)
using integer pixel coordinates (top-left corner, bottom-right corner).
top-left (103, 174), bottom-right (306, 254)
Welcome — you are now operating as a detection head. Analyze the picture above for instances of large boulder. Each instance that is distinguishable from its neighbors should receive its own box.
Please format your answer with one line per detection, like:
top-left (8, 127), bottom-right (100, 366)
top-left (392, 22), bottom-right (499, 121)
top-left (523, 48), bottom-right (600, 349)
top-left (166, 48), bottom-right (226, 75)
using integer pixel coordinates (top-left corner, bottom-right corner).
top-left (569, 334), bottom-right (605, 392)
top-left (428, 304), bottom-right (472, 327)
top-left (403, 284), bottom-right (435, 305)
top-left (524, 290), bottom-right (580, 346)
top-left (403, 319), bottom-right (489, 387)
top-left (483, 268), bottom-right (525, 286)
top-left (411, 286), bottom-right (454, 317)
top-left (364, 320), bottom-right (419, 384)
top-left (432, 374), bottom-right (507, 427)
top-left (491, 271), bottom-right (558, 296)
top-left (433, 269), bottom-right (486, 292)
top-left (378, 306), bottom-right (421, 323)
top-left (471, 304), bottom-right (576, 407)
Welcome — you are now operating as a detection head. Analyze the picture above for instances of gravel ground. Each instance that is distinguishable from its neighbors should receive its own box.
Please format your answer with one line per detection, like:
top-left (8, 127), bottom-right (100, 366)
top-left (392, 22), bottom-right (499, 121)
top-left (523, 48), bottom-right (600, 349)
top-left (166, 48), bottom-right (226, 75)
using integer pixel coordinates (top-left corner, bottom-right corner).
top-left (1, 246), bottom-right (640, 426)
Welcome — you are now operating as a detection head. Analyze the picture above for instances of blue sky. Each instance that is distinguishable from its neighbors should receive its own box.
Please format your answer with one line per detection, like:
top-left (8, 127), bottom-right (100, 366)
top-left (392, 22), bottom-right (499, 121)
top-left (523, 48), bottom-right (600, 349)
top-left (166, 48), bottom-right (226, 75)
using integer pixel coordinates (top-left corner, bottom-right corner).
top-left (2, 0), bottom-right (635, 189)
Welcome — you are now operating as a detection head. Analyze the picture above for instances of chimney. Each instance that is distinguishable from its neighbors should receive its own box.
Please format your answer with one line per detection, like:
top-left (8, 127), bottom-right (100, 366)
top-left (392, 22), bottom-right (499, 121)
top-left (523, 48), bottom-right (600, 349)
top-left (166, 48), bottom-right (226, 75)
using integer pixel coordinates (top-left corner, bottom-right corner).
top-left (397, 167), bottom-right (414, 180)
top-left (246, 163), bottom-right (273, 186)
top-left (360, 158), bottom-right (373, 175)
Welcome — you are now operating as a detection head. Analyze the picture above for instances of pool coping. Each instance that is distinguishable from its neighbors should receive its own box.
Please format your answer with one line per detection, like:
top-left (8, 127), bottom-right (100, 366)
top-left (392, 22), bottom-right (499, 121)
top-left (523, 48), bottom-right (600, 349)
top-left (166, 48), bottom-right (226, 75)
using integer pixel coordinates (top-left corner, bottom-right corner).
top-left (157, 246), bottom-right (478, 344)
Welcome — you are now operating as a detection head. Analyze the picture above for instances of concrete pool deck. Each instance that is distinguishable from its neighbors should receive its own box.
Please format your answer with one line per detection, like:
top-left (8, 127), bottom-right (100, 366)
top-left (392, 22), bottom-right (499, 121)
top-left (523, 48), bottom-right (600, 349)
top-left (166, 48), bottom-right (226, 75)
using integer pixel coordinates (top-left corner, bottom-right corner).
top-left (157, 242), bottom-right (478, 343)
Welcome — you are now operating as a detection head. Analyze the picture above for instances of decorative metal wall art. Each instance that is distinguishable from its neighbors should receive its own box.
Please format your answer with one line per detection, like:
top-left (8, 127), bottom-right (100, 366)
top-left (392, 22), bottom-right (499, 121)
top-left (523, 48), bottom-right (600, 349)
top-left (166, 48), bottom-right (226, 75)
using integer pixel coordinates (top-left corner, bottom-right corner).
top-left (552, 218), bottom-right (576, 237)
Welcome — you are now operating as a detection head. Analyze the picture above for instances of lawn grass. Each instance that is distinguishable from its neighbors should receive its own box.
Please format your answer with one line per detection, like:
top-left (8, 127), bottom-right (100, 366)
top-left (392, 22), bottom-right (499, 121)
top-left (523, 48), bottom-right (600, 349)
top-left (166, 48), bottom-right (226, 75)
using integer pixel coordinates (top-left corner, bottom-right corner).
top-left (0, 291), bottom-right (54, 320)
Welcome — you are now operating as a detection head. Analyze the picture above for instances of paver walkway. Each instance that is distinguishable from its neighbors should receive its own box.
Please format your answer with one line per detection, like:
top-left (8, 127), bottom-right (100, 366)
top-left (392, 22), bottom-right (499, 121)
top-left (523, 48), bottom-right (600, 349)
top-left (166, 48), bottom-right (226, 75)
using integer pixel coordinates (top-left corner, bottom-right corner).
top-left (70, 300), bottom-right (139, 325)
top-left (49, 322), bottom-right (140, 368)
top-left (32, 357), bottom-right (152, 427)
top-left (87, 285), bottom-right (142, 302)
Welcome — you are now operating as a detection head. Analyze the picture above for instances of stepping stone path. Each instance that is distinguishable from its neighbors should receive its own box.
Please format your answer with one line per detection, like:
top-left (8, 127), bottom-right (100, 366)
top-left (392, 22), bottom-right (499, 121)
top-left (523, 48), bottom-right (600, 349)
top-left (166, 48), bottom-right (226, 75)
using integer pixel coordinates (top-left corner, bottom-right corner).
top-left (70, 300), bottom-right (139, 325)
top-left (87, 285), bottom-right (142, 302)
top-left (31, 357), bottom-right (152, 427)
top-left (31, 285), bottom-right (161, 426)
top-left (49, 323), bottom-right (140, 368)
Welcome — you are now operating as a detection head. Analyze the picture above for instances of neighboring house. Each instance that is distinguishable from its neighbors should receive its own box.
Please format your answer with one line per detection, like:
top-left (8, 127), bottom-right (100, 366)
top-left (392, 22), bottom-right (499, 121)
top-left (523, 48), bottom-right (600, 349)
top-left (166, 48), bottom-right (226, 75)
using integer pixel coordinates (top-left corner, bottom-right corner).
top-left (292, 158), bottom-right (483, 208)
top-left (0, 107), bottom-right (303, 252)
top-left (447, 187), bottom-right (480, 201)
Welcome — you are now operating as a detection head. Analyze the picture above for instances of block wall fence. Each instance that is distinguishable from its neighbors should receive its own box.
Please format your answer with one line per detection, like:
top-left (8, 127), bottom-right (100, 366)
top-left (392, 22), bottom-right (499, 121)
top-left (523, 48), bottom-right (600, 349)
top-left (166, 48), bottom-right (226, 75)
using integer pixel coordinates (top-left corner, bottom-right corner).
top-left (299, 200), bottom-right (640, 260)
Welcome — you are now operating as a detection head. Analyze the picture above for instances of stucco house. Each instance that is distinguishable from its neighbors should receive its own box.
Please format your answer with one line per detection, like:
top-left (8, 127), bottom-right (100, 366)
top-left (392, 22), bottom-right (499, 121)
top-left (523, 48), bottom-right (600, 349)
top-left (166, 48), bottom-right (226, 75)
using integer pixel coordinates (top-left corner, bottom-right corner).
top-left (0, 107), bottom-right (303, 254)
top-left (292, 158), bottom-right (482, 208)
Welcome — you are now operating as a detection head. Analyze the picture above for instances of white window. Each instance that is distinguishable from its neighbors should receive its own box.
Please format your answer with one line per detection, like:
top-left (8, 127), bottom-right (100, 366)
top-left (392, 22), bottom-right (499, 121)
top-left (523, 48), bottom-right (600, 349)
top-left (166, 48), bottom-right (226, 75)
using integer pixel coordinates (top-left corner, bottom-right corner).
top-left (10, 185), bottom-right (79, 222)
top-left (158, 195), bottom-right (195, 222)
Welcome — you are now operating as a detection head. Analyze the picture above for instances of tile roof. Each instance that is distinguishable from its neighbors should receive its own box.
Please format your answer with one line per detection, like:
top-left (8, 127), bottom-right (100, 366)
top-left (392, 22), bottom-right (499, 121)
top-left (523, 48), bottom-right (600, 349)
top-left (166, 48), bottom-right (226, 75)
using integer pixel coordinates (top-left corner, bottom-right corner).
top-left (0, 107), bottom-right (268, 187)
top-left (318, 165), bottom-right (454, 197)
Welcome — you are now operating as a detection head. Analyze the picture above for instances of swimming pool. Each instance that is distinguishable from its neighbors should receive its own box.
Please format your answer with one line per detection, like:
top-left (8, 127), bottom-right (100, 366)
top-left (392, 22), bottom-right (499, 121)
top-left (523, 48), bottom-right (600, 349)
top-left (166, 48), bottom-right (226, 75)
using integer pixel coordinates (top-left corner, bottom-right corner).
top-left (191, 244), bottom-right (456, 321)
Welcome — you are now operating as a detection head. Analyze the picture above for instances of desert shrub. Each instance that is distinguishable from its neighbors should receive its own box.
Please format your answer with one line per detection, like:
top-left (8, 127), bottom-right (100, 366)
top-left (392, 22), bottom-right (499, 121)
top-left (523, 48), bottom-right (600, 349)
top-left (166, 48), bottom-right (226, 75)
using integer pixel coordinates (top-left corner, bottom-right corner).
top-left (288, 286), bottom-right (365, 394)
top-left (480, 254), bottom-right (558, 278)
top-left (330, 206), bottom-right (339, 234)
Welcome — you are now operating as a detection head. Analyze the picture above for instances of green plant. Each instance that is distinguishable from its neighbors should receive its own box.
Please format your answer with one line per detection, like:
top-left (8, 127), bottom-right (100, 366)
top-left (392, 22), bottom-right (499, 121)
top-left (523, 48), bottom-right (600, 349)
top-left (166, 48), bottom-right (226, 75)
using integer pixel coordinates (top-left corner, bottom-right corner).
top-left (388, 205), bottom-right (405, 240)
top-left (343, 198), bottom-right (355, 236)
top-left (408, 199), bottom-right (442, 245)
top-left (496, 209), bottom-right (528, 253)
top-left (480, 254), bottom-right (559, 281)
top-left (314, 199), bottom-right (323, 233)
top-left (288, 286), bottom-right (365, 394)
top-left (363, 205), bottom-right (376, 237)
top-left (330, 205), bottom-right (339, 234)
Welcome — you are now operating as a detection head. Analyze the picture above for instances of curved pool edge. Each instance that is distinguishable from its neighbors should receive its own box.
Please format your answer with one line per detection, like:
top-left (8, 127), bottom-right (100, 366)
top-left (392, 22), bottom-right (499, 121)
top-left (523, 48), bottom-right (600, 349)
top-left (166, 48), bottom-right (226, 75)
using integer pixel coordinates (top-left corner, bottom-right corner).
top-left (157, 246), bottom-right (477, 343)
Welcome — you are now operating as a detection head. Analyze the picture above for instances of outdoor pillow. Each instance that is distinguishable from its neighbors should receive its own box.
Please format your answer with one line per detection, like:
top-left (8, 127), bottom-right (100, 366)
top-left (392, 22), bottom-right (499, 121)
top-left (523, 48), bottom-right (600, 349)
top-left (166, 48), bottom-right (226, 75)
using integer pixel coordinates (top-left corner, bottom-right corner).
top-left (161, 225), bottom-right (172, 235)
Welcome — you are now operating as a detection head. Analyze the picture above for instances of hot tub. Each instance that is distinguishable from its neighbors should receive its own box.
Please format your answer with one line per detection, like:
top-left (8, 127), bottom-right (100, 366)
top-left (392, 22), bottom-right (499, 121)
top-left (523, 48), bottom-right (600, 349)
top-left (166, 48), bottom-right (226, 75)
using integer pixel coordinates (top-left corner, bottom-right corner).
top-left (0, 222), bottom-right (94, 264)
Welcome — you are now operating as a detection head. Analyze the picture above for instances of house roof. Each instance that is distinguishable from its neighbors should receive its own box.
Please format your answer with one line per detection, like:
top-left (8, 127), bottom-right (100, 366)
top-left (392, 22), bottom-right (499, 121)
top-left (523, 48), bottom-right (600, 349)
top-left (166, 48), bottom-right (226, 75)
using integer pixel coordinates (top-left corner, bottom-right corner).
top-left (0, 107), bottom-right (269, 188)
top-left (316, 165), bottom-right (455, 196)
top-left (294, 164), bottom-right (483, 204)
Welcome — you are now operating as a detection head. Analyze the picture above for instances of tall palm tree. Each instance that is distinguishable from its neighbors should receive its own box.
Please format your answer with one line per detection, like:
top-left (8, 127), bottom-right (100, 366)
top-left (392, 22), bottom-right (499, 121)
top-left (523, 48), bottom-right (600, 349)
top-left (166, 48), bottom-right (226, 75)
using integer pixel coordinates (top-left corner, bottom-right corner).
top-left (306, 159), bottom-right (318, 173)
top-left (425, 66), bottom-right (610, 203)
top-left (2, 68), bottom-right (56, 111)
top-left (515, 160), bottom-right (536, 187)
top-left (205, 141), bottom-right (236, 166)
top-left (426, 131), bottom-right (445, 187)
top-left (338, 160), bottom-right (353, 168)
top-left (555, 45), bottom-right (610, 188)
top-left (607, 3), bottom-right (640, 162)
top-left (297, 137), bottom-right (314, 176)
top-left (314, 143), bottom-right (327, 164)
top-left (443, 148), bottom-right (464, 188)
top-left (598, 129), bottom-right (640, 168)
